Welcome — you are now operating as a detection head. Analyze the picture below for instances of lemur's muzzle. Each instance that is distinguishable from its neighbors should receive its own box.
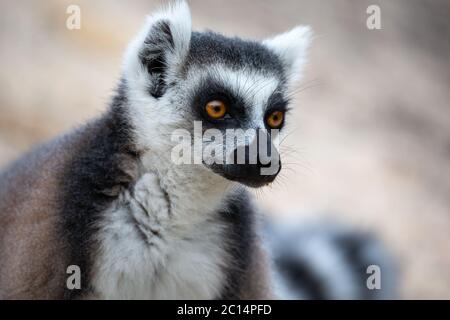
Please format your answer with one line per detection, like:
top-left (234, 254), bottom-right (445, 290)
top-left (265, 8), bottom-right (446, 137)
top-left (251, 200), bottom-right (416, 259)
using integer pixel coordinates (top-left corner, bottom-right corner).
top-left (213, 132), bottom-right (281, 188)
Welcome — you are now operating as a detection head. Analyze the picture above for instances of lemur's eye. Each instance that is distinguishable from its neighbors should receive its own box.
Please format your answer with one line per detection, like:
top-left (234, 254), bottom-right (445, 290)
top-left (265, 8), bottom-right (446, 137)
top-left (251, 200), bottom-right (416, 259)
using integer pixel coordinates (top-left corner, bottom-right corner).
top-left (266, 111), bottom-right (284, 129)
top-left (205, 100), bottom-right (227, 119)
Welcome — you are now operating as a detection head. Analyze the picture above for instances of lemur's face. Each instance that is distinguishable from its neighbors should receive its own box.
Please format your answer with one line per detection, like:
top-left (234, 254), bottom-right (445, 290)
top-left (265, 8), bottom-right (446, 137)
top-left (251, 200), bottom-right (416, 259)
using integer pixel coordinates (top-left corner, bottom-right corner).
top-left (123, 2), bottom-right (311, 188)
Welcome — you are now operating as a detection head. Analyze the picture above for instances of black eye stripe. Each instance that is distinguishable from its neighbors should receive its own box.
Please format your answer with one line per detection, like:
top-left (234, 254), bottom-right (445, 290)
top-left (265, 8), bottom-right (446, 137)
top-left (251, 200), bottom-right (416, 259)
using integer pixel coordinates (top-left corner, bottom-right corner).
top-left (263, 89), bottom-right (289, 130)
top-left (190, 77), bottom-right (248, 123)
top-left (189, 74), bottom-right (290, 131)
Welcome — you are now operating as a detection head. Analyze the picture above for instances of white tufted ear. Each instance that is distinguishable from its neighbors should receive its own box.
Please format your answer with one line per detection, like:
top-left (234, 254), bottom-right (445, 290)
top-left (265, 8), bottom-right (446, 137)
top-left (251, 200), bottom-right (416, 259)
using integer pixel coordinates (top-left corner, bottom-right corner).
top-left (123, 1), bottom-right (192, 98)
top-left (263, 26), bottom-right (313, 87)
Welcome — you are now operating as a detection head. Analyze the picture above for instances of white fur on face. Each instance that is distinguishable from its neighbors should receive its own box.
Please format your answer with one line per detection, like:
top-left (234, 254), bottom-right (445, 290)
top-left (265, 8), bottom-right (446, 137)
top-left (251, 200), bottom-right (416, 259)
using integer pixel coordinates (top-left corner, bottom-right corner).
top-left (126, 62), bottom-right (282, 165)
top-left (127, 64), bottom-right (283, 173)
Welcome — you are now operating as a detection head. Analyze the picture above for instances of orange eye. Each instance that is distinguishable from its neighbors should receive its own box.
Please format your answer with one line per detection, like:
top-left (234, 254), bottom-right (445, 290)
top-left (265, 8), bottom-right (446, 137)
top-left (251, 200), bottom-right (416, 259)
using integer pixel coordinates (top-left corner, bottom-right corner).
top-left (266, 111), bottom-right (284, 129)
top-left (205, 100), bottom-right (227, 119)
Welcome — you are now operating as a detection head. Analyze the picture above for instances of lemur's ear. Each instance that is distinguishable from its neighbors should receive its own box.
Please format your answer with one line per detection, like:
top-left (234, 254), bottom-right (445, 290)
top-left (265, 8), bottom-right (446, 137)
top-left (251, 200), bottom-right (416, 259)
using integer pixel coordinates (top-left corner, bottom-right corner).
top-left (123, 1), bottom-right (191, 98)
top-left (263, 26), bottom-right (313, 87)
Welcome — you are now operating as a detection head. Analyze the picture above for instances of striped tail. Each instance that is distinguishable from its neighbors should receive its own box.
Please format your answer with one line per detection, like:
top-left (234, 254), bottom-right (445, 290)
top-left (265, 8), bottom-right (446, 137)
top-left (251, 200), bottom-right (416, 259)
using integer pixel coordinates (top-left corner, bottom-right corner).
top-left (264, 217), bottom-right (397, 299)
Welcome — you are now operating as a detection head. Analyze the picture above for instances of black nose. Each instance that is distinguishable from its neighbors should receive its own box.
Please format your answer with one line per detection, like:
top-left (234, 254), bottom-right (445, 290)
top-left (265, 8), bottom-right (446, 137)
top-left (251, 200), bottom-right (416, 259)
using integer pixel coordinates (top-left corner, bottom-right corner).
top-left (234, 129), bottom-right (280, 169)
top-left (220, 134), bottom-right (281, 187)
top-left (231, 143), bottom-right (281, 173)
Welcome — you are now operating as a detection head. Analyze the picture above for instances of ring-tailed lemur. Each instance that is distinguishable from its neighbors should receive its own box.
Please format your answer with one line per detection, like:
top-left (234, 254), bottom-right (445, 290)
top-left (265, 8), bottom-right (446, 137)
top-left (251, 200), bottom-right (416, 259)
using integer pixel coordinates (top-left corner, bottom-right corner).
top-left (0, 2), bottom-right (395, 300)
top-left (0, 1), bottom-right (312, 299)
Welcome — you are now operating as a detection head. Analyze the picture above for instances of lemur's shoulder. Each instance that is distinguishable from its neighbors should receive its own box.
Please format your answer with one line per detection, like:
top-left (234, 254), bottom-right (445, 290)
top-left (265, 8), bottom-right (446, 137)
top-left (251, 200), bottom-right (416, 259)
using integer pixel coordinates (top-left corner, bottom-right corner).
top-left (0, 118), bottom-right (98, 298)
top-left (58, 104), bottom-right (142, 298)
top-left (0, 106), bottom-right (137, 298)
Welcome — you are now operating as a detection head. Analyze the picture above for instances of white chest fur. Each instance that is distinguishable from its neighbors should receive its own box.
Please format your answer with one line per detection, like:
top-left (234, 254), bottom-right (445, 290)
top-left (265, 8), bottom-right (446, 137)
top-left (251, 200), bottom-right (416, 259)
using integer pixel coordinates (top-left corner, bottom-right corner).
top-left (92, 166), bottom-right (234, 299)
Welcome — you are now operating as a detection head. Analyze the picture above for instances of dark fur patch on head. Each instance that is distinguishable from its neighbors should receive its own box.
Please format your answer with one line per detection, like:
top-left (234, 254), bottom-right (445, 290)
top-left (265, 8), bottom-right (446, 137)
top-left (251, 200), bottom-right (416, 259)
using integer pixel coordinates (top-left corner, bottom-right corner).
top-left (186, 31), bottom-right (286, 79)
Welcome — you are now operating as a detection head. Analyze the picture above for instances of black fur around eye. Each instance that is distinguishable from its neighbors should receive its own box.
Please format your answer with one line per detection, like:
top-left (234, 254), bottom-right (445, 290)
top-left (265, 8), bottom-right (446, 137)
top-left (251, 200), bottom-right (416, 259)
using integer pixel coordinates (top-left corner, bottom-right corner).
top-left (190, 78), bottom-right (248, 126)
top-left (264, 91), bottom-right (289, 130)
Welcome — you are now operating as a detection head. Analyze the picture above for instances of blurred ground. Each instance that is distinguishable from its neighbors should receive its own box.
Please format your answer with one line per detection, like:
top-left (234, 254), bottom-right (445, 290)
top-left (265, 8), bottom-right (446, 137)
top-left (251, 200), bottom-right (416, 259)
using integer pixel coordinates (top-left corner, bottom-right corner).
top-left (0, 0), bottom-right (449, 298)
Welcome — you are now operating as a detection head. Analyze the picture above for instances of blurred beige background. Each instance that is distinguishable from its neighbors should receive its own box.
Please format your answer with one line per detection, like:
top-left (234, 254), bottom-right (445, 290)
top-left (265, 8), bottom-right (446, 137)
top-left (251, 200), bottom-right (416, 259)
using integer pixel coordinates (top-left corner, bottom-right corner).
top-left (0, 0), bottom-right (449, 298)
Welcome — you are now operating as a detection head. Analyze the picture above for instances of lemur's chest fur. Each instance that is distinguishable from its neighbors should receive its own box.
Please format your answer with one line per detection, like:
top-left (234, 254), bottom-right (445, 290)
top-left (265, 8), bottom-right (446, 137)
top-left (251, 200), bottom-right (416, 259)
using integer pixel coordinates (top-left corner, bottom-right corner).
top-left (92, 179), bottom-right (227, 299)
top-left (89, 153), bottom-right (245, 299)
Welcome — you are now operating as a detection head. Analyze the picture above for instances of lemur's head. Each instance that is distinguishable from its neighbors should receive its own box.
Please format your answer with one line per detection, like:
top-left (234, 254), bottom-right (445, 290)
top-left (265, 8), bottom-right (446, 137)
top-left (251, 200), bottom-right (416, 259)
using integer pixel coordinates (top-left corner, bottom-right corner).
top-left (122, 1), bottom-right (312, 188)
